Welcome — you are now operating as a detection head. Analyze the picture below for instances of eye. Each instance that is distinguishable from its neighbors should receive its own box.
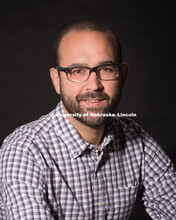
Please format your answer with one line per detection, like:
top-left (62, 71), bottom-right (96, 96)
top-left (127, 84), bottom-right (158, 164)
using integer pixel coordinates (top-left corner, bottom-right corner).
top-left (100, 66), bottom-right (115, 72)
top-left (70, 68), bottom-right (84, 74)
top-left (104, 67), bottom-right (113, 72)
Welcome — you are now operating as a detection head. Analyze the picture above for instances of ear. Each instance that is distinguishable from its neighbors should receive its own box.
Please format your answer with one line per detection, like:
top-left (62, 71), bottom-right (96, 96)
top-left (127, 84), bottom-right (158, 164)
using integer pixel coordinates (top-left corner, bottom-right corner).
top-left (50, 67), bottom-right (61, 94)
top-left (120, 62), bottom-right (128, 87)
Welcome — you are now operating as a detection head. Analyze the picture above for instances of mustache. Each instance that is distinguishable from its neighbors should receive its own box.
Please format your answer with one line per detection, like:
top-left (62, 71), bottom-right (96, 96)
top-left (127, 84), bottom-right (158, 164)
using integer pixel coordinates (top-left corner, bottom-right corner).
top-left (76, 92), bottom-right (110, 102)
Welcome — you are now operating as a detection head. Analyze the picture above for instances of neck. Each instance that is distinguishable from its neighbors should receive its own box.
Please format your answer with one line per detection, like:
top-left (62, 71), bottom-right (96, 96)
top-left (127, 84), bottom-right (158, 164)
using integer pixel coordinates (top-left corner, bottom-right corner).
top-left (62, 106), bottom-right (105, 149)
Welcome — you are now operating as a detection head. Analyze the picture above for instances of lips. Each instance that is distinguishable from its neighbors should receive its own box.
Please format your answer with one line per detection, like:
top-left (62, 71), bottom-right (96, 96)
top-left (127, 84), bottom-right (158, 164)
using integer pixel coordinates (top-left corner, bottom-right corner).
top-left (81, 99), bottom-right (106, 108)
top-left (76, 92), bottom-right (110, 108)
top-left (77, 92), bottom-right (110, 102)
top-left (85, 99), bottom-right (104, 103)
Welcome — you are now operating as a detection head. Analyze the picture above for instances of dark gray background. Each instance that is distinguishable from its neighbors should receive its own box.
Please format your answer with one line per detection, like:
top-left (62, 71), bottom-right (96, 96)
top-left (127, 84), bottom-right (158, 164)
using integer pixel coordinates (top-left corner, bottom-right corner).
top-left (0, 0), bottom-right (175, 219)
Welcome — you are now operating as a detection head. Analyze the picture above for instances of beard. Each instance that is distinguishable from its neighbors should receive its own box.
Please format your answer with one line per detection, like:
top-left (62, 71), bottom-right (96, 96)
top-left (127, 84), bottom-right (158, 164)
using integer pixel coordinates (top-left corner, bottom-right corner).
top-left (60, 88), bottom-right (122, 128)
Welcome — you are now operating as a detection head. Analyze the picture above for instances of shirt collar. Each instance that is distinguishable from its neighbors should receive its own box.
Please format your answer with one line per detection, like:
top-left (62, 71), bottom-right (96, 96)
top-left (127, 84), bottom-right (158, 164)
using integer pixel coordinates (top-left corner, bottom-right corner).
top-left (53, 101), bottom-right (115, 158)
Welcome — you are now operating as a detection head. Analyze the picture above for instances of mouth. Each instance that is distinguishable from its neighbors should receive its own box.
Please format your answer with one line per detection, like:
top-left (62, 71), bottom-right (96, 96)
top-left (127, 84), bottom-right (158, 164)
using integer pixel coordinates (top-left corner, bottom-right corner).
top-left (76, 92), bottom-right (110, 108)
top-left (81, 99), bottom-right (106, 107)
top-left (86, 99), bottom-right (103, 102)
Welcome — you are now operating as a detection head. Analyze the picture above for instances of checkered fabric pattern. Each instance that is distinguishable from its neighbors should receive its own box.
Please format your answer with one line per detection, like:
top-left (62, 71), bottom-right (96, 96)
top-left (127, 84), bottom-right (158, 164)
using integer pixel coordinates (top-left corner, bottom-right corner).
top-left (0, 102), bottom-right (176, 219)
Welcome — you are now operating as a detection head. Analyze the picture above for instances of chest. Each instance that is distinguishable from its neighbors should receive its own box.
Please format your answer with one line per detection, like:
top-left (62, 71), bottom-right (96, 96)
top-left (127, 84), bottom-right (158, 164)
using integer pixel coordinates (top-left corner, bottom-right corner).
top-left (46, 144), bottom-right (142, 219)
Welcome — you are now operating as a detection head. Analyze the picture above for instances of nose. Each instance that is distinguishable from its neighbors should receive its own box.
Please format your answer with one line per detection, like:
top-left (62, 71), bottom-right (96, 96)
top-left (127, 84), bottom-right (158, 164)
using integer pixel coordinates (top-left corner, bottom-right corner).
top-left (85, 71), bottom-right (103, 91)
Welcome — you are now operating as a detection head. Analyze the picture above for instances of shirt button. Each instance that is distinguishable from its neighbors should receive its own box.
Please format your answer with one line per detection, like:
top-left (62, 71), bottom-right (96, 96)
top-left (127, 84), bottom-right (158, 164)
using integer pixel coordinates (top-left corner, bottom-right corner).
top-left (88, 145), bottom-right (93, 150)
top-left (98, 201), bottom-right (102, 206)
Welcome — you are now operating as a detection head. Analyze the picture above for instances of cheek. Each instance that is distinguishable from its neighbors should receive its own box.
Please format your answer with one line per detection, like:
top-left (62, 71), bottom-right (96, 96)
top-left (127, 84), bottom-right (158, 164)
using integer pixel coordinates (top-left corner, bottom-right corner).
top-left (104, 81), bottom-right (121, 96)
top-left (60, 77), bottom-right (83, 98)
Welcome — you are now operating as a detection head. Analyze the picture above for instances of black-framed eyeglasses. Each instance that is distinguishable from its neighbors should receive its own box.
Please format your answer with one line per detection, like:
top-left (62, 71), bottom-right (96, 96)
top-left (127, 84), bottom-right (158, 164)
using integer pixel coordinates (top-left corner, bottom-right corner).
top-left (56, 63), bottom-right (121, 83)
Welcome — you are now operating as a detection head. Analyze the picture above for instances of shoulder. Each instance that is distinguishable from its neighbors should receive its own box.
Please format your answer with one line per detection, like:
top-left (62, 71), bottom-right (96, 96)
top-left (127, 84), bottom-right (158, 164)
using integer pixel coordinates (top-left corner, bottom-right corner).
top-left (110, 117), bottom-right (160, 151)
top-left (111, 117), bottom-right (168, 158)
top-left (0, 105), bottom-right (62, 173)
top-left (110, 117), bottom-right (143, 137)
top-left (1, 106), bottom-right (58, 154)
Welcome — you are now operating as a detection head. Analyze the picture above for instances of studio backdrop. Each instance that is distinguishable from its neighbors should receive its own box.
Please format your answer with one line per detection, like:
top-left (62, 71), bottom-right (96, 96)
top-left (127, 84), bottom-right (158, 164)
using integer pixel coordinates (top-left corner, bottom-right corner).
top-left (0, 0), bottom-right (175, 219)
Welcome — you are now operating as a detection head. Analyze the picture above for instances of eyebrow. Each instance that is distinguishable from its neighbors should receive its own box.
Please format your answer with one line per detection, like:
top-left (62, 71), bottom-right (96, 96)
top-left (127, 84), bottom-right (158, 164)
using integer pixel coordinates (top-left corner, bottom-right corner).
top-left (97, 60), bottom-right (116, 65)
top-left (67, 60), bottom-right (116, 68)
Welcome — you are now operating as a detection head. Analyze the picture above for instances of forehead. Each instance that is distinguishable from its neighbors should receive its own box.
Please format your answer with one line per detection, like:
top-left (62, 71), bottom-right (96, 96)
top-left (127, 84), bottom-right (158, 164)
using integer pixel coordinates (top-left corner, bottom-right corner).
top-left (58, 30), bottom-right (115, 65)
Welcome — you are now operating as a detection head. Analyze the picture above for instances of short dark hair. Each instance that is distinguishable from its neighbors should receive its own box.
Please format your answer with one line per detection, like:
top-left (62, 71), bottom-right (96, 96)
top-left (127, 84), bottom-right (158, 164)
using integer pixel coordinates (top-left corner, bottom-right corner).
top-left (53, 20), bottom-right (122, 66)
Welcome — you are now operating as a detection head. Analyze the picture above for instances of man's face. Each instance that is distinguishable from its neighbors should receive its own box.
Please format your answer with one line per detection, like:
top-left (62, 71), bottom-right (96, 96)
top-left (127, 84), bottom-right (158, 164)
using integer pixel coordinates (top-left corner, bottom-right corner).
top-left (50, 30), bottom-right (127, 128)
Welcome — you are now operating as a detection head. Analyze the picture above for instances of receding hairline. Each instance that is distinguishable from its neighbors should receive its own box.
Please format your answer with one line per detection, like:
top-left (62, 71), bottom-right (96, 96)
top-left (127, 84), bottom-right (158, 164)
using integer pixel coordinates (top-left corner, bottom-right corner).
top-left (53, 21), bottom-right (122, 66)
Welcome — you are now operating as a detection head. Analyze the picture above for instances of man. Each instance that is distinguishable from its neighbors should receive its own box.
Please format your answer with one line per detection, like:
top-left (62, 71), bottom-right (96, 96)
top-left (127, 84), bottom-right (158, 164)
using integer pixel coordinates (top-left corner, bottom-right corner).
top-left (0, 21), bottom-right (176, 219)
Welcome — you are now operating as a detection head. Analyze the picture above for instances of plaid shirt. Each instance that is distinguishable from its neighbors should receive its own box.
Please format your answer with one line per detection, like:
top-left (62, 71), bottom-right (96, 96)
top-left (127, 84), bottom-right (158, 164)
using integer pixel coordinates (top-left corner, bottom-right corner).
top-left (0, 102), bottom-right (176, 220)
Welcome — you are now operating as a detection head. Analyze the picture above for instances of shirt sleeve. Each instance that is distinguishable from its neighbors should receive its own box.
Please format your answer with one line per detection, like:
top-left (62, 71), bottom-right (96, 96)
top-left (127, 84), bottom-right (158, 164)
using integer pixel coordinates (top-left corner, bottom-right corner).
top-left (0, 134), bottom-right (55, 220)
top-left (140, 130), bottom-right (176, 219)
